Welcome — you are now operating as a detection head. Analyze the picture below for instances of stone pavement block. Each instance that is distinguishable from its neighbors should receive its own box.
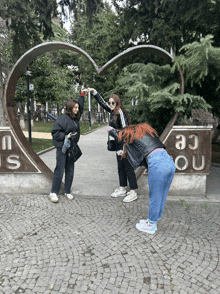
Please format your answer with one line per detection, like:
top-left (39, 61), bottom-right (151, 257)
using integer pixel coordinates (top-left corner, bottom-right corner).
top-left (1, 183), bottom-right (220, 294)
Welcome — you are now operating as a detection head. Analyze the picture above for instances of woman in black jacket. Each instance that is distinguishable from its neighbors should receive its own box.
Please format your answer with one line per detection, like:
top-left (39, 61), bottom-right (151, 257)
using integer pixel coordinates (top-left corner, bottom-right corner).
top-left (108, 123), bottom-right (176, 234)
top-left (49, 91), bottom-right (85, 203)
top-left (86, 88), bottom-right (138, 203)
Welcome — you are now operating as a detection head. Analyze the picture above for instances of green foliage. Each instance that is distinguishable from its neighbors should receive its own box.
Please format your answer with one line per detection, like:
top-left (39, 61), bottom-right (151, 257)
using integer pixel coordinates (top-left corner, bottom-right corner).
top-left (113, 0), bottom-right (220, 50)
top-left (0, 0), bottom-right (57, 60)
top-left (172, 34), bottom-right (220, 116)
top-left (148, 91), bottom-right (211, 115)
top-left (58, 0), bottom-right (104, 27)
top-left (109, 62), bottom-right (212, 134)
top-left (172, 35), bottom-right (220, 86)
top-left (68, 4), bottom-right (125, 109)
top-left (15, 21), bottom-right (82, 111)
top-left (180, 199), bottom-right (193, 208)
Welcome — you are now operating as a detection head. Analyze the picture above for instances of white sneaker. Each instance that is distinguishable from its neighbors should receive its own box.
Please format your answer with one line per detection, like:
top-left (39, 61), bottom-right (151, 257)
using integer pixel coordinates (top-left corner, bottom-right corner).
top-left (111, 187), bottom-right (127, 198)
top-left (65, 193), bottom-right (74, 200)
top-left (139, 219), bottom-right (148, 225)
top-left (49, 193), bottom-right (59, 203)
top-left (136, 221), bottom-right (157, 234)
top-left (123, 191), bottom-right (137, 203)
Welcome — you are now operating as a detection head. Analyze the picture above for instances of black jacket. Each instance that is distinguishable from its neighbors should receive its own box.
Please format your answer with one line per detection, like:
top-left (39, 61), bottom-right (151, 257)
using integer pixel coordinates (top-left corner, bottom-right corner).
top-left (94, 92), bottom-right (129, 150)
top-left (109, 128), bottom-right (165, 170)
top-left (94, 92), bottom-right (129, 129)
top-left (52, 95), bottom-right (84, 148)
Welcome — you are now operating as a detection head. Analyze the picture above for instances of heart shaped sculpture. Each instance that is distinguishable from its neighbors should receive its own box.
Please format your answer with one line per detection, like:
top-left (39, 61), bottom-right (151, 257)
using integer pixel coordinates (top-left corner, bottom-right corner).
top-left (3, 42), bottom-right (183, 194)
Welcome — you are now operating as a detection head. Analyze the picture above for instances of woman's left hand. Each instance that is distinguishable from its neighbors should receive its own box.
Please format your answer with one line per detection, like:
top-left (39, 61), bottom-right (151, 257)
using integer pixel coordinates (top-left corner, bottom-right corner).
top-left (106, 126), bottom-right (114, 131)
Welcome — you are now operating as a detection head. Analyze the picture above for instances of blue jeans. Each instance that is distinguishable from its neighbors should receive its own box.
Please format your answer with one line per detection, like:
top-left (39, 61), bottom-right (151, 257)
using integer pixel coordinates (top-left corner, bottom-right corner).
top-left (51, 148), bottom-right (75, 194)
top-left (147, 150), bottom-right (176, 223)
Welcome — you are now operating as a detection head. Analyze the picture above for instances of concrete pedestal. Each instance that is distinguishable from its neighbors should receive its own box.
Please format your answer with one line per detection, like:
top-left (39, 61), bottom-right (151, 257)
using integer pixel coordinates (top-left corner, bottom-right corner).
top-left (141, 174), bottom-right (207, 197)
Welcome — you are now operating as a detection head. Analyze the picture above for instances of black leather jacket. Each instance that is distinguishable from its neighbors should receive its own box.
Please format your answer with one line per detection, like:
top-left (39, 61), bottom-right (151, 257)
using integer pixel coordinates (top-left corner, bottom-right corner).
top-left (109, 128), bottom-right (165, 170)
top-left (52, 95), bottom-right (84, 148)
top-left (94, 92), bottom-right (129, 150)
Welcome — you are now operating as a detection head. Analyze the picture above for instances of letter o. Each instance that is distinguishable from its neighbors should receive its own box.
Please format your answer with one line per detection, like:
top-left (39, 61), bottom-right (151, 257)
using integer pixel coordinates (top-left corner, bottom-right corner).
top-left (175, 155), bottom-right (189, 171)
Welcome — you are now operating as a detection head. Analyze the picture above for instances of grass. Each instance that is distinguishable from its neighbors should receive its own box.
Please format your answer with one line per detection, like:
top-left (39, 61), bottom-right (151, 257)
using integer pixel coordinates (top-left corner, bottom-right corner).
top-left (180, 199), bottom-right (194, 208)
top-left (23, 121), bottom-right (55, 133)
top-left (29, 138), bottom-right (54, 153)
top-left (23, 121), bottom-right (105, 153)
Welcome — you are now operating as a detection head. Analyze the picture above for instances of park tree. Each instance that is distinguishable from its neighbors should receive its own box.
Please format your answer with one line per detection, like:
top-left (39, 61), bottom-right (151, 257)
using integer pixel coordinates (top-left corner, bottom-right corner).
top-left (112, 0), bottom-right (220, 51)
top-left (14, 21), bottom-right (81, 121)
top-left (0, 0), bottom-right (57, 60)
top-left (111, 62), bottom-right (211, 134)
top-left (58, 0), bottom-right (104, 27)
top-left (69, 3), bottom-right (124, 96)
top-left (172, 34), bottom-right (220, 138)
top-left (0, 18), bottom-right (8, 126)
top-left (0, 0), bottom-right (58, 126)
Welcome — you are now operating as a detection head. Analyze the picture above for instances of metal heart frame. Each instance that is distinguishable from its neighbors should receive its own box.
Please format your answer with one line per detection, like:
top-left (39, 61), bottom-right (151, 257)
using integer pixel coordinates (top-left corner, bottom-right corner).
top-left (4, 42), bottom-right (184, 183)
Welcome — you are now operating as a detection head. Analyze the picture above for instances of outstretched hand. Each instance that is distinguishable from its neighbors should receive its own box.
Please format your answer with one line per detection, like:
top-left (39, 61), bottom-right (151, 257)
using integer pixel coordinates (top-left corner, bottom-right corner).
top-left (87, 87), bottom-right (95, 93)
top-left (81, 88), bottom-right (96, 95)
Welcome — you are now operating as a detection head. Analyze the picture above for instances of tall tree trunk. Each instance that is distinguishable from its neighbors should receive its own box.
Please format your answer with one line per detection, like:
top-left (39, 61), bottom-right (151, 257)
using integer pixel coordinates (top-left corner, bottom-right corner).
top-left (0, 18), bottom-right (8, 127)
top-left (0, 55), bottom-right (6, 127)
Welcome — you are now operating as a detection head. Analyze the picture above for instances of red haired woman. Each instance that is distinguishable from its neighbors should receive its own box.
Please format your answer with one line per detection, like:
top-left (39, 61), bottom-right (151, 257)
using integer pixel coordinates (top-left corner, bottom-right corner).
top-left (108, 123), bottom-right (176, 234)
top-left (86, 88), bottom-right (138, 203)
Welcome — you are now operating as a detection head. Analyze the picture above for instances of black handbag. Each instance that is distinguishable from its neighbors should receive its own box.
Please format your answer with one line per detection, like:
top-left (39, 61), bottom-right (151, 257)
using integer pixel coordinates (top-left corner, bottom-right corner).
top-left (107, 133), bottom-right (116, 151)
top-left (68, 140), bottom-right (82, 162)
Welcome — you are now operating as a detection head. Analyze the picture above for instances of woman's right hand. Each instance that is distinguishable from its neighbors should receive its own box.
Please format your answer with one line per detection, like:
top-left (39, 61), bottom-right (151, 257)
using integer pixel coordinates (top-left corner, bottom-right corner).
top-left (87, 87), bottom-right (95, 93)
top-left (82, 88), bottom-right (88, 94)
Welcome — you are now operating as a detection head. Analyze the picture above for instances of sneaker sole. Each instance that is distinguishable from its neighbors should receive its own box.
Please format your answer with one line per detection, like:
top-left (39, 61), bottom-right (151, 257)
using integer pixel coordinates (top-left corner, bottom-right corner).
top-left (123, 196), bottom-right (137, 203)
top-left (65, 194), bottom-right (74, 200)
top-left (111, 193), bottom-right (127, 198)
top-left (136, 223), bottom-right (157, 234)
top-left (49, 196), bottom-right (59, 203)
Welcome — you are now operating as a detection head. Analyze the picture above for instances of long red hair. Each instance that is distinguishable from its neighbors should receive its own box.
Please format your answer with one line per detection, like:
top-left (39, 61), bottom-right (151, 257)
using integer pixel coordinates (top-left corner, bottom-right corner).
top-left (118, 123), bottom-right (158, 145)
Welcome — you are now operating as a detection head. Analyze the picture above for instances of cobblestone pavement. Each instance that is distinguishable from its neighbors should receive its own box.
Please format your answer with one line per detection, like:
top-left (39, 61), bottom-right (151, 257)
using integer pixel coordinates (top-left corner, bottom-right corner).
top-left (0, 193), bottom-right (220, 294)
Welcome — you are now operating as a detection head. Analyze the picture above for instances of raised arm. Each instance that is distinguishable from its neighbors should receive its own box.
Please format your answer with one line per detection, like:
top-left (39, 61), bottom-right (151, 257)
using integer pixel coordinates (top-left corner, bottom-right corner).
top-left (87, 88), bottom-right (111, 113)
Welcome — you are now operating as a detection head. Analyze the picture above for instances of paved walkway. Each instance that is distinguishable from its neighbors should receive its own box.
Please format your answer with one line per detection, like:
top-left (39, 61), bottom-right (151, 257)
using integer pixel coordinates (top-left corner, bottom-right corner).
top-left (0, 127), bottom-right (219, 294)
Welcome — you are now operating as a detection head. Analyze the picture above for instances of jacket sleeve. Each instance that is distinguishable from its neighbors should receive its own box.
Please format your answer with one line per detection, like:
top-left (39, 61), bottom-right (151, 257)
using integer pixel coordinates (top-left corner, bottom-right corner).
top-left (93, 92), bottom-right (111, 113)
top-left (78, 92), bottom-right (84, 117)
top-left (118, 108), bottom-right (129, 128)
top-left (109, 129), bottom-right (120, 140)
top-left (51, 118), bottom-right (67, 142)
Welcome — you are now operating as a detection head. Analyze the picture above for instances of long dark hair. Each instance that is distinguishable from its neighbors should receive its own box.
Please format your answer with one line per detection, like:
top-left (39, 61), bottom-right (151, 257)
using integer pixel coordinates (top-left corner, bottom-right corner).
top-left (109, 94), bottom-right (130, 124)
top-left (65, 99), bottom-right (80, 120)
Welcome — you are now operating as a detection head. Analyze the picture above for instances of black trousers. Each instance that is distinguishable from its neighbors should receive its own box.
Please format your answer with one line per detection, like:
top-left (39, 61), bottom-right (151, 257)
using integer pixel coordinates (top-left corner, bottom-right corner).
top-left (51, 148), bottom-right (75, 194)
top-left (116, 154), bottom-right (138, 190)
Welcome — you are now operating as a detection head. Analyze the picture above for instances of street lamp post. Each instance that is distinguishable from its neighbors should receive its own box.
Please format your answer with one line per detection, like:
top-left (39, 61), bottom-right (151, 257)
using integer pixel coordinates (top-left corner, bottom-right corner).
top-left (26, 68), bottom-right (32, 144)
top-left (97, 103), bottom-right (100, 126)
top-left (88, 91), bottom-right (91, 130)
